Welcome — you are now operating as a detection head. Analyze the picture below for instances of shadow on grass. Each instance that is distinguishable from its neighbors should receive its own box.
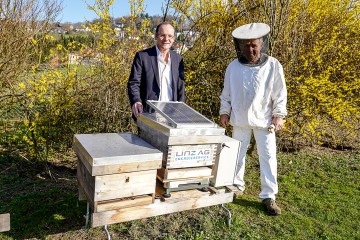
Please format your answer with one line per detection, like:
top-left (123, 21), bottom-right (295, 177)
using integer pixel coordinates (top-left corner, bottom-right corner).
top-left (232, 197), bottom-right (266, 212)
top-left (0, 152), bottom-right (87, 239)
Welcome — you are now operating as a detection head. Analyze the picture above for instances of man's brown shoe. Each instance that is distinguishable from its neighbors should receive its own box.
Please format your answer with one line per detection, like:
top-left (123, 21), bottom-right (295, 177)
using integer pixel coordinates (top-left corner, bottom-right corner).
top-left (262, 198), bottom-right (281, 215)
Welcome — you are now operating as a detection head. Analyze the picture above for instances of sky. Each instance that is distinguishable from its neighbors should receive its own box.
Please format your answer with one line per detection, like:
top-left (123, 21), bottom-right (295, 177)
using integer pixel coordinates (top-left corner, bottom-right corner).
top-left (58, 0), bottom-right (166, 23)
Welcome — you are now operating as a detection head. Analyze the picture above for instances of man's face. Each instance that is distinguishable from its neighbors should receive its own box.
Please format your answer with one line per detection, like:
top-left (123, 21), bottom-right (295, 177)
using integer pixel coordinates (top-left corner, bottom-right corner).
top-left (240, 38), bottom-right (263, 64)
top-left (155, 24), bottom-right (175, 52)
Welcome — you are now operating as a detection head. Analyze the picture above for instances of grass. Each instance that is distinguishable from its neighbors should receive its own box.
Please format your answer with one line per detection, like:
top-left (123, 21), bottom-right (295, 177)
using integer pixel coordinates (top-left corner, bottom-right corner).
top-left (0, 146), bottom-right (359, 239)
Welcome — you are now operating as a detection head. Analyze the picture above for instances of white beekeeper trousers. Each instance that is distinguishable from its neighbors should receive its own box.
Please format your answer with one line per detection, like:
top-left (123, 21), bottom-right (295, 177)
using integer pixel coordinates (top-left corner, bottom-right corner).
top-left (232, 126), bottom-right (278, 200)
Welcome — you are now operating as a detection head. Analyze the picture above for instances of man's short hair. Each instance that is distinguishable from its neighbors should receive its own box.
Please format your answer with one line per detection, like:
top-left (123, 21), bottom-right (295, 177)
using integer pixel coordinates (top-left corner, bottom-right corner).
top-left (155, 22), bottom-right (174, 34)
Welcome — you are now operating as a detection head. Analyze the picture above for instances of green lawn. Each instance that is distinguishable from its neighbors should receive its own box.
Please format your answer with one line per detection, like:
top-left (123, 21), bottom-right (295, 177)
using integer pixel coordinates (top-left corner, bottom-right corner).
top-left (0, 147), bottom-right (359, 239)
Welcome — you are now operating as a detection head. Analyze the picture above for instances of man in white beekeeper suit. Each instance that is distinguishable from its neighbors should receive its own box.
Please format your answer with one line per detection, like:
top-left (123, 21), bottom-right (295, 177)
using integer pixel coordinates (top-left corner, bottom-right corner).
top-left (219, 23), bottom-right (287, 215)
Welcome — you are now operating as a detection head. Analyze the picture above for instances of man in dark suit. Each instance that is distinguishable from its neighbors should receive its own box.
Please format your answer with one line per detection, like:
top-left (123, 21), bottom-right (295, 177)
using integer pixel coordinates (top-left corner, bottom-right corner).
top-left (127, 22), bottom-right (185, 119)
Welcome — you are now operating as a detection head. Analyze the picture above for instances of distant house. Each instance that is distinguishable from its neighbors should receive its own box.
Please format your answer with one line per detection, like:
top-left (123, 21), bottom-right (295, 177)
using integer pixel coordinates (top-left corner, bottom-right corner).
top-left (114, 23), bottom-right (125, 38)
top-left (68, 48), bottom-right (103, 65)
top-left (68, 53), bottom-right (80, 65)
top-left (75, 26), bottom-right (91, 32)
top-left (50, 23), bottom-right (68, 34)
top-left (50, 27), bottom-right (68, 34)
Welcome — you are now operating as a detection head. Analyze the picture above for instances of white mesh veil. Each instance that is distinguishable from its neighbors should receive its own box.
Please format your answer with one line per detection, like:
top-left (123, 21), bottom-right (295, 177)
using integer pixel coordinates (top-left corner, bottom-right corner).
top-left (232, 23), bottom-right (270, 66)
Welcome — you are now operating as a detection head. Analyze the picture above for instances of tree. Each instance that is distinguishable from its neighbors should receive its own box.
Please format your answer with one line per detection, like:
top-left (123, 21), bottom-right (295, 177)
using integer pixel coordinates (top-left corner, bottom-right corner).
top-left (272, 0), bottom-right (360, 148)
top-left (0, 0), bottom-right (62, 101)
top-left (11, 0), bottom-right (154, 161)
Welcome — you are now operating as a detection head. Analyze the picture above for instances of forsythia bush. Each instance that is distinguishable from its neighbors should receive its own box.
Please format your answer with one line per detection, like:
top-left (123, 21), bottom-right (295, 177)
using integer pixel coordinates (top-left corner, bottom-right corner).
top-left (172, 0), bottom-right (359, 149)
top-left (279, 0), bottom-right (360, 148)
top-left (17, 0), bottom-right (152, 160)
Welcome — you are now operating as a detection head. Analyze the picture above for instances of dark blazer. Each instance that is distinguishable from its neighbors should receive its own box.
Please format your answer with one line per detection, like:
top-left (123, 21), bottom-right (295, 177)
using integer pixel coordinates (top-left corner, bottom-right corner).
top-left (127, 46), bottom-right (185, 113)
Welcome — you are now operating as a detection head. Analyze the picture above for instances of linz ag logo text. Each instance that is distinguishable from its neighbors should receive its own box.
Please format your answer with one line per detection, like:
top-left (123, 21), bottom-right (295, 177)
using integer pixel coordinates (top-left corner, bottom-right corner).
top-left (174, 149), bottom-right (211, 161)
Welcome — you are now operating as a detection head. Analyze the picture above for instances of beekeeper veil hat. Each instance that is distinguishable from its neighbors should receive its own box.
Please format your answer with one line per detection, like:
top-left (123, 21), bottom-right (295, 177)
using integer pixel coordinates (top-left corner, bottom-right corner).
top-left (232, 23), bottom-right (270, 66)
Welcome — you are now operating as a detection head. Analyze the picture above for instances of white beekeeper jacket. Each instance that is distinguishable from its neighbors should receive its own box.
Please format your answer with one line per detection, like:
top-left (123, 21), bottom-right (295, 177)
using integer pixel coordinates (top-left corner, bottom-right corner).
top-left (220, 56), bottom-right (287, 128)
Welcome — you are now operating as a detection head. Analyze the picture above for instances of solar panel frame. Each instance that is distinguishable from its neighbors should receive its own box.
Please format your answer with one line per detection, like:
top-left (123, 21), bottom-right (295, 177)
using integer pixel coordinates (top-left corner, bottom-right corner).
top-left (146, 101), bottom-right (216, 128)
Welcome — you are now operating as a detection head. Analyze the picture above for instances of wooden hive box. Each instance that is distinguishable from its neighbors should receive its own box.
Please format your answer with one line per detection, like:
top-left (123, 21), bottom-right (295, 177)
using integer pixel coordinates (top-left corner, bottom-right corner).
top-left (74, 133), bottom-right (163, 212)
top-left (137, 113), bottom-right (225, 169)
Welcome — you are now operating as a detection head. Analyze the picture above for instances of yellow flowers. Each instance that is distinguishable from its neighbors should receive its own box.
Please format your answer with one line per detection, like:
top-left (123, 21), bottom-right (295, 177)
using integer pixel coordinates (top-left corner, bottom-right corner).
top-left (18, 83), bottom-right (26, 89)
top-left (31, 38), bottom-right (38, 46)
top-left (45, 34), bottom-right (55, 41)
top-left (56, 44), bottom-right (63, 51)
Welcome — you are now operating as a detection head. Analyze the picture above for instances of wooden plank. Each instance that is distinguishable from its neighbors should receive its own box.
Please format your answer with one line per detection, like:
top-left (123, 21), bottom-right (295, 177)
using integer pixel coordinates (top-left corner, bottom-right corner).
top-left (165, 188), bottom-right (213, 200)
top-left (208, 187), bottom-right (220, 194)
top-left (157, 167), bottom-right (212, 180)
top-left (0, 213), bottom-right (10, 232)
top-left (224, 185), bottom-right (243, 197)
top-left (166, 160), bottom-right (214, 169)
top-left (95, 194), bottom-right (154, 212)
top-left (224, 185), bottom-right (238, 192)
top-left (158, 175), bottom-right (212, 183)
top-left (94, 170), bottom-right (157, 201)
top-left (91, 160), bottom-right (162, 176)
top-left (74, 144), bottom-right (93, 176)
top-left (75, 140), bottom-right (162, 176)
top-left (91, 189), bottom-right (233, 227)
top-left (162, 178), bottom-right (210, 188)
top-left (77, 158), bottom-right (95, 208)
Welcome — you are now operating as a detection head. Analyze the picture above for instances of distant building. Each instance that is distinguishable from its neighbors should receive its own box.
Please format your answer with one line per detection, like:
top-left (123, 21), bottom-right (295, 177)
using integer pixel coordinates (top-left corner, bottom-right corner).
top-left (50, 27), bottom-right (68, 34)
top-left (50, 22), bottom-right (68, 34)
top-left (68, 48), bottom-right (103, 65)
top-left (75, 26), bottom-right (91, 32)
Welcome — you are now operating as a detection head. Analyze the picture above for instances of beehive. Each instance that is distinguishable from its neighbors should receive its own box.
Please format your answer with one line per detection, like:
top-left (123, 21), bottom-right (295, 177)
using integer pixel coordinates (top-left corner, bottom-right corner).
top-left (74, 133), bottom-right (163, 212)
top-left (136, 101), bottom-right (227, 195)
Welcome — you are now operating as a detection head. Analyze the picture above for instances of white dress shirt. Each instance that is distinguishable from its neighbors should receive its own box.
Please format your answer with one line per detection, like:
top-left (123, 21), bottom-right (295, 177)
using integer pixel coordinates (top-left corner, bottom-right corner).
top-left (156, 46), bottom-right (173, 101)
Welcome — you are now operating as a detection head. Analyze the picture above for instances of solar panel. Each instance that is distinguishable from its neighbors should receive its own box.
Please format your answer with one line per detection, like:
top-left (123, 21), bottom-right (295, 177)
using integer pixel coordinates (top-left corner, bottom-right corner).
top-left (146, 101), bottom-right (216, 128)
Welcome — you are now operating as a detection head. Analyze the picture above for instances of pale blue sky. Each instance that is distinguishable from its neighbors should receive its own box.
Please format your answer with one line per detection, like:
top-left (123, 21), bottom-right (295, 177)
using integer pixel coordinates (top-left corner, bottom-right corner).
top-left (58, 0), bottom-right (166, 23)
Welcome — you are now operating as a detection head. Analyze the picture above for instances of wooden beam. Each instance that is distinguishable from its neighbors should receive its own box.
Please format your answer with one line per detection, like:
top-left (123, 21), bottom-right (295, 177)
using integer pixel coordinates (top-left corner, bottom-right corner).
top-left (91, 189), bottom-right (233, 227)
top-left (95, 194), bottom-right (154, 212)
top-left (157, 167), bottom-right (212, 180)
